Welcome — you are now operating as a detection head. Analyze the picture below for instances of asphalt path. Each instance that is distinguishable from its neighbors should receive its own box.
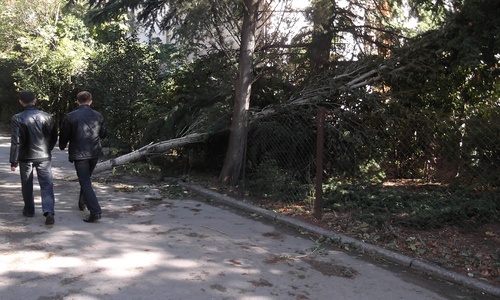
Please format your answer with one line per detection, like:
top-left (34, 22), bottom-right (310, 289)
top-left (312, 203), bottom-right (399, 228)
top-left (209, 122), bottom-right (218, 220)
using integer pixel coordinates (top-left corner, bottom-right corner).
top-left (0, 129), bottom-right (496, 300)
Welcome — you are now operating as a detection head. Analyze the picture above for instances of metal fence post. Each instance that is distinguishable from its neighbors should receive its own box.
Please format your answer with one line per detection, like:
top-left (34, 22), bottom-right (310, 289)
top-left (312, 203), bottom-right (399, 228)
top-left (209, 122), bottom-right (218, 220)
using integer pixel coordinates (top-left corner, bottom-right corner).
top-left (314, 106), bottom-right (325, 219)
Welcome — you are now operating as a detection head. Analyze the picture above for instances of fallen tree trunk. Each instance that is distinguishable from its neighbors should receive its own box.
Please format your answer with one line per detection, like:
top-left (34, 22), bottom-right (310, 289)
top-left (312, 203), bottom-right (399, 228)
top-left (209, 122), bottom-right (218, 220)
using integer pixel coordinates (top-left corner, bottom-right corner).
top-left (92, 65), bottom-right (391, 175)
top-left (93, 133), bottom-right (207, 174)
top-left (92, 66), bottom-right (387, 175)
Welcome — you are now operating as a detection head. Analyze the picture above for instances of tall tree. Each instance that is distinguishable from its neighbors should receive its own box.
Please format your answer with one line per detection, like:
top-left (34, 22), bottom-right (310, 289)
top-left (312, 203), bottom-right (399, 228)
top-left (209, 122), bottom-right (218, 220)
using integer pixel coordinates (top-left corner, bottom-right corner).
top-left (219, 0), bottom-right (260, 185)
top-left (83, 0), bottom-right (275, 185)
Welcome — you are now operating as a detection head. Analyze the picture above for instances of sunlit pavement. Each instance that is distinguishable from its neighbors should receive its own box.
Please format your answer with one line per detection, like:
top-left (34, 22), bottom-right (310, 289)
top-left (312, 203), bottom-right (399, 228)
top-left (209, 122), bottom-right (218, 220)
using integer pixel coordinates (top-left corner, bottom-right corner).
top-left (0, 133), bottom-right (496, 300)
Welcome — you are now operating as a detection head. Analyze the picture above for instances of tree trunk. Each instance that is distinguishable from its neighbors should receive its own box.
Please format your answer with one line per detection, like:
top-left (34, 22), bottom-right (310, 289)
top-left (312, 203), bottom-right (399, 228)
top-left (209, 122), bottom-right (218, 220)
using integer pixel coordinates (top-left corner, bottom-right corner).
top-left (219, 0), bottom-right (260, 186)
top-left (308, 0), bottom-right (335, 74)
top-left (92, 133), bottom-right (207, 174)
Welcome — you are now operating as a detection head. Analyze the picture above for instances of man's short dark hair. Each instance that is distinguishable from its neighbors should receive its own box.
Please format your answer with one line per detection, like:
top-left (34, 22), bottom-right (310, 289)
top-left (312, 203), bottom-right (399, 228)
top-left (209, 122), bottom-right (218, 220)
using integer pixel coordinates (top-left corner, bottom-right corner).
top-left (19, 91), bottom-right (35, 104)
top-left (77, 91), bottom-right (92, 103)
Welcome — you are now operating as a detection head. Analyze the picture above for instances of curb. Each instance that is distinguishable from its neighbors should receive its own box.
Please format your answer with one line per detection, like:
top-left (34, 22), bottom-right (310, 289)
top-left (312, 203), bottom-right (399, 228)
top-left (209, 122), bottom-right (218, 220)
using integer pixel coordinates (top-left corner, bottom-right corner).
top-left (178, 181), bottom-right (500, 298)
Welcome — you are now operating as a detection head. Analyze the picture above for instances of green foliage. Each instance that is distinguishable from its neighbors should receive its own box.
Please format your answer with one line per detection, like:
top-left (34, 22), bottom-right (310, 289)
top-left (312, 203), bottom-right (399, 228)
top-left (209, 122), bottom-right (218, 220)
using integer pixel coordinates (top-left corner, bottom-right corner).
top-left (138, 51), bottom-right (235, 176)
top-left (141, 51), bottom-right (235, 144)
top-left (323, 181), bottom-right (499, 230)
top-left (240, 0), bottom-right (499, 215)
top-left (85, 0), bottom-right (243, 54)
top-left (0, 58), bottom-right (20, 122)
top-left (0, 0), bottom-right (94, 123)
top-left (15, 14), bottom-right (93, 92)
top-left (459, 103), bottom-right (500, 188)
top-left (358, 159), bottom-right (386, 184)
top-left (250, 65), bottom-right (300, 108)
top-left (81, 28), bottom-right (169, 150)
top-left (324, 109), bottom-right (385, 180)
top-left (247, 107), bottom-right (317, 183)
top-left (380, 0), bottom-right (499, 187)
top-left (246, 159), bottom-right (314, 202)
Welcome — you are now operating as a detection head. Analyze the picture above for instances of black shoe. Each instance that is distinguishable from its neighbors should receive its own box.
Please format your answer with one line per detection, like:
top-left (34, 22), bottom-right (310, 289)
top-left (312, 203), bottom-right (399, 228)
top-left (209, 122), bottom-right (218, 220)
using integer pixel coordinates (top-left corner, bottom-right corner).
top-left (45, 214), bottom-right (55, 225)
top-left (83, 213), bottom-right (101, 223)
top-left (22, 210), bottom-right (34, 217)
top-left (78, 198), bottom-right (86, 211)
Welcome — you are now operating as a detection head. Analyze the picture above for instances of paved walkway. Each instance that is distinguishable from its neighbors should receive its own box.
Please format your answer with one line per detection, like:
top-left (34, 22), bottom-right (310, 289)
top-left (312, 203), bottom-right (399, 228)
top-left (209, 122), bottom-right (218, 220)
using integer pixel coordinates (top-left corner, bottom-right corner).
top-left (0, 131), bottom-right (497, 300)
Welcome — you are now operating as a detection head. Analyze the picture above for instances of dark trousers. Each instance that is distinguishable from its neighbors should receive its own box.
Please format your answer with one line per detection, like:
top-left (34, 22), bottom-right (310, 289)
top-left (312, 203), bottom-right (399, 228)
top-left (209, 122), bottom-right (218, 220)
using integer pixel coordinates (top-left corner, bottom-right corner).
top-left (19, 160), bottom-right (55, 216)
top-left (74, 158), bottom-right (101, 215)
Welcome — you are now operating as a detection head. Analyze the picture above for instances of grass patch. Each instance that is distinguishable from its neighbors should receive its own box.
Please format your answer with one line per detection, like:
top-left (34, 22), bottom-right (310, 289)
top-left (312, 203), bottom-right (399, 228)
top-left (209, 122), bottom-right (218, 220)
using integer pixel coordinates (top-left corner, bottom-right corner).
top-left (323, 180), bottom-right (499, 230)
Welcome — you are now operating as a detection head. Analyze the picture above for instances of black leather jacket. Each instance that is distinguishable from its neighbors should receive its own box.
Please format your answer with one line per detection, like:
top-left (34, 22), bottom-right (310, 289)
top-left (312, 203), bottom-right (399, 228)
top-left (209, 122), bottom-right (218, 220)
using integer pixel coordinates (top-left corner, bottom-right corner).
top-left (59, 105), bottom-right (107, 162)
top-left (10, 106), bottom-right (57, 167)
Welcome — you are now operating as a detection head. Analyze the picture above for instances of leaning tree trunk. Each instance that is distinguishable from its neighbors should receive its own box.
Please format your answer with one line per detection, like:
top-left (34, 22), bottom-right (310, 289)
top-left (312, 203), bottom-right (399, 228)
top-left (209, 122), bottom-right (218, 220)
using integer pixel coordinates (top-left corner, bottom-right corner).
top-left (89, 64), bottom-right (389, 176)
top-left (219, 0), bottom-right (260, 186)
top-left (92, 133), bottom-right (207, 174)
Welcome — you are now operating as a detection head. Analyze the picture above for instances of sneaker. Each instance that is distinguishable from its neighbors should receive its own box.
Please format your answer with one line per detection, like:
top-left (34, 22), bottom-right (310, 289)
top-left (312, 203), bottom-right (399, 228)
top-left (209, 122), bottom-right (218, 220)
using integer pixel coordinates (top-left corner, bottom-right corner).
top-left (83, 213), bottom-right (101, 223)
top-left (45, 214), bottom-right (55, 225)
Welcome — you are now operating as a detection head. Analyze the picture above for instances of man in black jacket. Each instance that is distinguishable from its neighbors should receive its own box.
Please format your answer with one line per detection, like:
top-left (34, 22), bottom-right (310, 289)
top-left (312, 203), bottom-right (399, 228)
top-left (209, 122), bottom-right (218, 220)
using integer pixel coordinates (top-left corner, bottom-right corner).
top-left (10, 90), bottom-right (57, 225)
top-left (59, 91), bottom-right (107, 223)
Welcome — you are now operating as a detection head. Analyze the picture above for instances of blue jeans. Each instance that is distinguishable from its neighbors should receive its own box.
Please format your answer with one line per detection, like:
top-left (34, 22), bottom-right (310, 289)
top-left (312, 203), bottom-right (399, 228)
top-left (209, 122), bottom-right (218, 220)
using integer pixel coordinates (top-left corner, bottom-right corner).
top-left (74, 158), bottom-right (101, 215)
top-left (19, 160), bottom-right (55, 216)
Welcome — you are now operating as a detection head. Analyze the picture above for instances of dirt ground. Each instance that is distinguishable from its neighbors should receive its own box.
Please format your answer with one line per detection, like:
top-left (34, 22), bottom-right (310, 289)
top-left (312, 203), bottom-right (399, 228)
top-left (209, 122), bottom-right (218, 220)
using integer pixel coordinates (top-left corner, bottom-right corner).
top-left (283, 208), bottom-right (500, 285)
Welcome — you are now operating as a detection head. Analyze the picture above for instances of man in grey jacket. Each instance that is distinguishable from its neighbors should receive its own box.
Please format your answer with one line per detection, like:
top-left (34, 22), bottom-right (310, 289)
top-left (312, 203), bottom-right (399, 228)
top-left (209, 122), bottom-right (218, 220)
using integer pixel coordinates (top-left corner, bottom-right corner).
top-left (59, 91), bottom-right (107, 223)
top-left (10, 90), bottom-right (57, 225)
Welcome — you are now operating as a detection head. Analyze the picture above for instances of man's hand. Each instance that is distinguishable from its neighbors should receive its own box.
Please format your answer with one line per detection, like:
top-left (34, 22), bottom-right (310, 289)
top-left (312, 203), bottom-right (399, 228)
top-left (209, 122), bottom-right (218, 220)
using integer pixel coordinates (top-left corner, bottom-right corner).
top-left (11, 166), bottom-right (16, 172)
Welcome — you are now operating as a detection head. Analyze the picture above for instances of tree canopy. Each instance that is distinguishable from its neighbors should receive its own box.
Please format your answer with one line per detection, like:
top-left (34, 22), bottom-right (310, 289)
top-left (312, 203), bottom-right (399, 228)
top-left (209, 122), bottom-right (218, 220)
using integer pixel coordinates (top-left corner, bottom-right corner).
top-left (0, 0), bottom-right (498, 186)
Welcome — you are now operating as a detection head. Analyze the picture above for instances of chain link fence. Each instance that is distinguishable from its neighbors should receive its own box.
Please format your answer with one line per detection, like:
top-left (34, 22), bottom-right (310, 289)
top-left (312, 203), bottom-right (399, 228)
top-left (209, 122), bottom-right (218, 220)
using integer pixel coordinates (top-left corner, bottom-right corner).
top-left (243, 101), bottom-right (499, 283)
